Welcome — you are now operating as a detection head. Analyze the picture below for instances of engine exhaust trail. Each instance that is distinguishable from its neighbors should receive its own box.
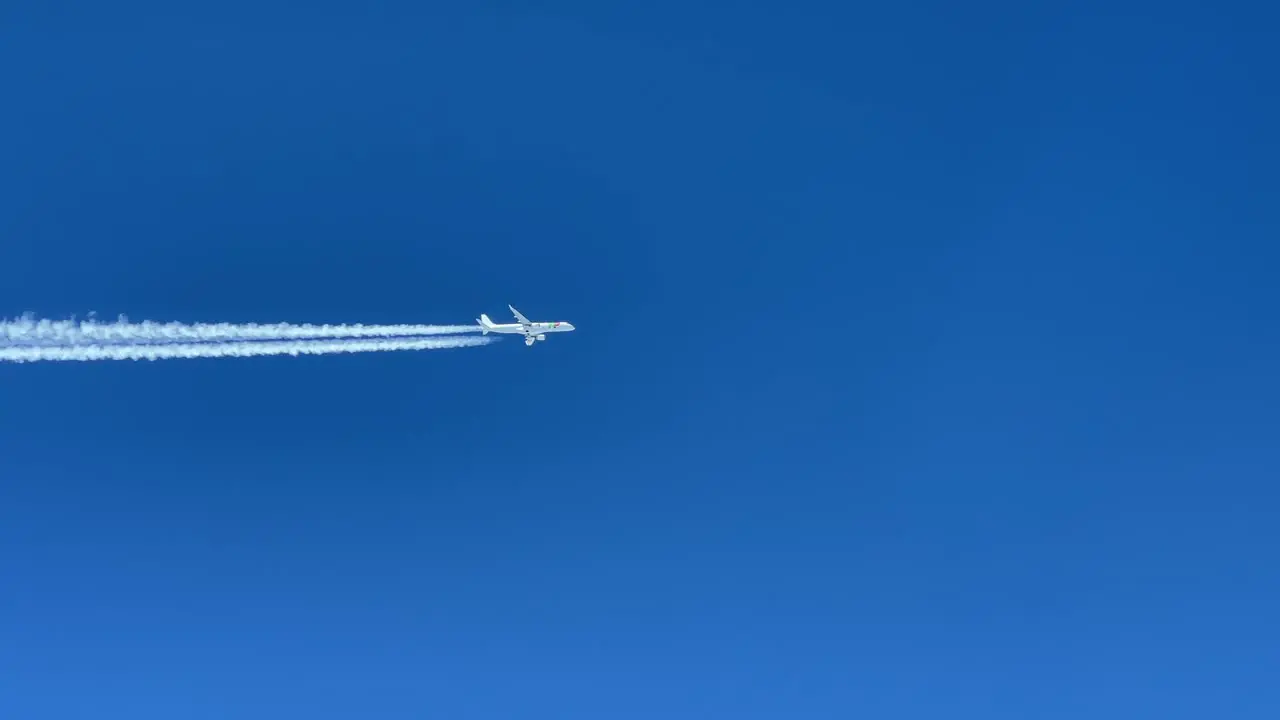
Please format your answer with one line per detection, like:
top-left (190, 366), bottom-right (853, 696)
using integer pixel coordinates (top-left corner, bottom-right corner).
top-left (0, 335), bottom-right (495, 363)
top-left (0, 316), bottom-right (481, 345)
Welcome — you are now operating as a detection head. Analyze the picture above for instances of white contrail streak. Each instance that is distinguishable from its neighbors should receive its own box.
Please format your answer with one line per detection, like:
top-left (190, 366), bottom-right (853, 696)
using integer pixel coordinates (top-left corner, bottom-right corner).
top-left (0, 335), bottom-right (495, 363)
top-left (0, 316), bottom-right (481, 345)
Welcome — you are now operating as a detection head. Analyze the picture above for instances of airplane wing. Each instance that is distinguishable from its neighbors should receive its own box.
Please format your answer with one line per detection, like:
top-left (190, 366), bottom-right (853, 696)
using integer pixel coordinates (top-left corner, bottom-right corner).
top-left (509, 305), bottom-right (532, 326)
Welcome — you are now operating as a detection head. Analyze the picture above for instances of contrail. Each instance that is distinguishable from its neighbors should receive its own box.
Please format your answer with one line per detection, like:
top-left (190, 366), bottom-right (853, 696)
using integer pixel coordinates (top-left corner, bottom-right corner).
top-left (0, 315), bottom-right (481, 345)
top-left (0, 335), bottom-right (495, 363)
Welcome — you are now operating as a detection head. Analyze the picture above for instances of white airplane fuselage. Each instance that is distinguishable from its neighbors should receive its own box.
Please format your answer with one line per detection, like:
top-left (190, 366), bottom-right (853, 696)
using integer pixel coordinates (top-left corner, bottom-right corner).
top-left (477, 311), bottom-right (575, 346)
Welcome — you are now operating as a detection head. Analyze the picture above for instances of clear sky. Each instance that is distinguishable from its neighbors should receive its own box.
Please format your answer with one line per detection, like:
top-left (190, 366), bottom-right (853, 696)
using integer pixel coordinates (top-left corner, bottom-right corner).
top-left (2, 2), bottom-right (1277, 718)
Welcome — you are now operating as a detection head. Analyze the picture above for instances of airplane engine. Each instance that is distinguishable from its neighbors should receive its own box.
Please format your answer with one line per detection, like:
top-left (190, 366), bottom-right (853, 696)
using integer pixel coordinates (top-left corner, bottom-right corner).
top-left (536, 334), bottom-right (546, 341)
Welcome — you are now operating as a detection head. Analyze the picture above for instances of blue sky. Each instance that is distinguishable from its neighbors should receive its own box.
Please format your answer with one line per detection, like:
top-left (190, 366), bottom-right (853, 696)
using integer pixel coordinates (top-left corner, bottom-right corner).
top-left (2, 2), bottom-right (1278, 717)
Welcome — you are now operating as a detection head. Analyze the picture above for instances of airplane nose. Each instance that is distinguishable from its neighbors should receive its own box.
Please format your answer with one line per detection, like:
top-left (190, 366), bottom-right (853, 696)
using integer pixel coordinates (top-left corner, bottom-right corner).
top-left (565, 323), bottom-right (576, 330)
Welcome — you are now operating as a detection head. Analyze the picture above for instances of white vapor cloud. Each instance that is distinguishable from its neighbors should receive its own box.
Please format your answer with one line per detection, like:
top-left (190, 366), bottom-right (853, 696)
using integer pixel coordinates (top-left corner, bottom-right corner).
top-left (0, 335), bottom-right (496, 363)
top-left (0, 315), bottom-right (481, 345)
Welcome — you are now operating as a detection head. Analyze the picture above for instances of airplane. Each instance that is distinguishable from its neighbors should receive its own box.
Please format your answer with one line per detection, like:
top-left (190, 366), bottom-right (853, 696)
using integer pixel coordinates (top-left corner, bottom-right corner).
top-left (477, 305), bottom-right (576, 346)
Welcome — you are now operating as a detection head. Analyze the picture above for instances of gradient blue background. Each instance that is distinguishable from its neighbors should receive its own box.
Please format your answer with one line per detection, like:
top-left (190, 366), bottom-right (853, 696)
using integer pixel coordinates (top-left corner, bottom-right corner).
top-left (2, 2), bottom-right (1278, 717)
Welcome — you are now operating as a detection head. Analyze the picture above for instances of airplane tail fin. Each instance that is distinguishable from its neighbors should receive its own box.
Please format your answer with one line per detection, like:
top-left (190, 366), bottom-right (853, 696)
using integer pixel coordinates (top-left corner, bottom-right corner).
top-left (477, 313), bottom-right (494, 334)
